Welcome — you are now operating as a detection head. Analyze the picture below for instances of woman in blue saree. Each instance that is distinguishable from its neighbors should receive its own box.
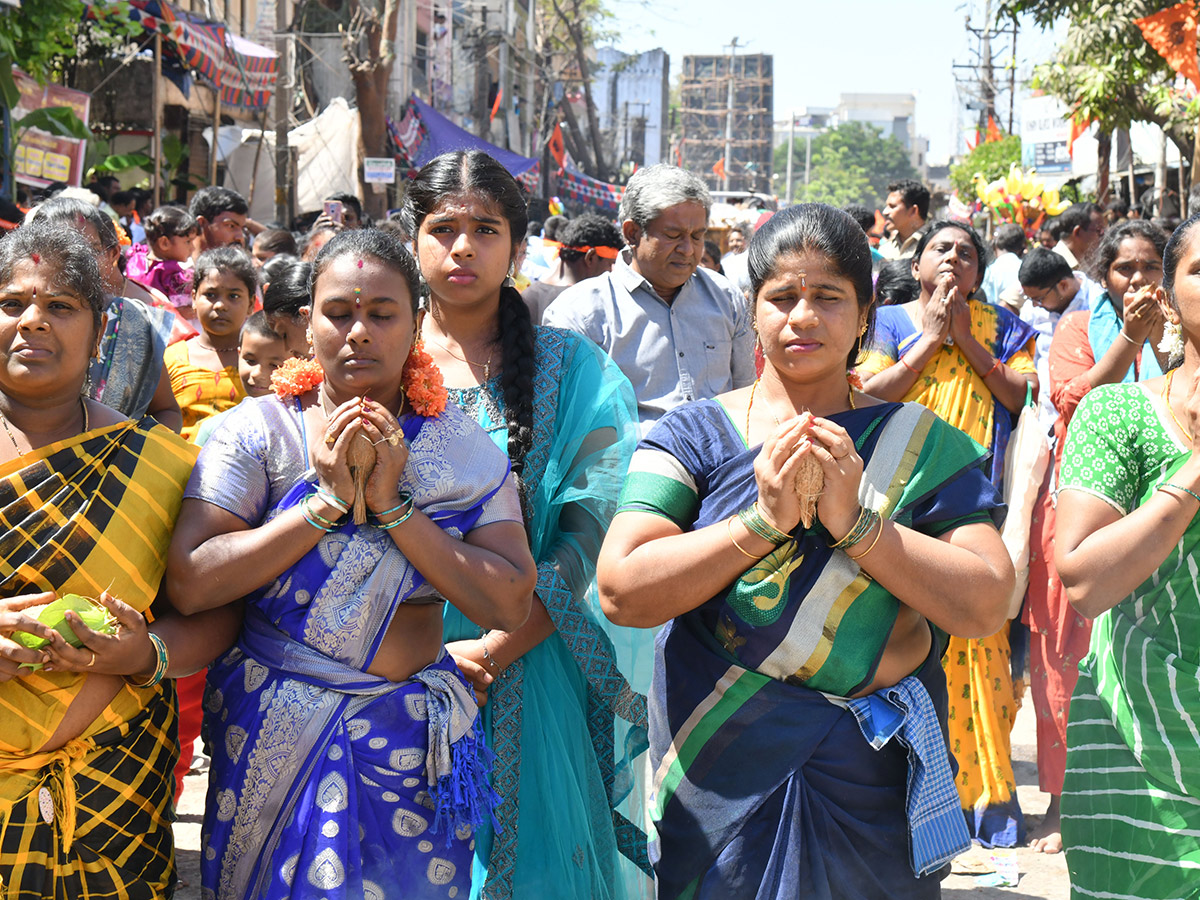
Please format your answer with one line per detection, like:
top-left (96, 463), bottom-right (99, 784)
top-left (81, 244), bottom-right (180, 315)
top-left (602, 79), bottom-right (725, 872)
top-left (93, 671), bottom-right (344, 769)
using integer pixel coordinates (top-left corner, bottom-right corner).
top-left (166, 229), bottom-right (537, 899)
top-left (405, 150), bottom-right (652, 899)
top-left (597, 204), bottom-right (1016, 900)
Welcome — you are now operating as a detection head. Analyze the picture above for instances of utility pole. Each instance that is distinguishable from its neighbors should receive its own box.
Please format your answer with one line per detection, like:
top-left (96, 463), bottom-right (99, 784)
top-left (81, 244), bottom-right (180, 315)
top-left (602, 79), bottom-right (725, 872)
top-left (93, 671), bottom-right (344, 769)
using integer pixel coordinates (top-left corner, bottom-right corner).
top-left (723, 36), bottom-right (737, 192)
top-left (785, 111), bottom-right (794, 205)
top-left (978, 0), bottom-right (995, 132)
top-left (953, 0), bottom-right (1014, 147)
top-left (273, 0), bottom-right (292, 225)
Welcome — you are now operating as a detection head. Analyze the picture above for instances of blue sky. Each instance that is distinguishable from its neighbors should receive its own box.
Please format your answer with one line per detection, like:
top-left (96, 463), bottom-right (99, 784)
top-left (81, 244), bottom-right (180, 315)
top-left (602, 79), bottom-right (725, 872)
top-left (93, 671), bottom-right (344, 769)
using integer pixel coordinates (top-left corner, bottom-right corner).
top-left (606, 0), bottom-right (1067, 164)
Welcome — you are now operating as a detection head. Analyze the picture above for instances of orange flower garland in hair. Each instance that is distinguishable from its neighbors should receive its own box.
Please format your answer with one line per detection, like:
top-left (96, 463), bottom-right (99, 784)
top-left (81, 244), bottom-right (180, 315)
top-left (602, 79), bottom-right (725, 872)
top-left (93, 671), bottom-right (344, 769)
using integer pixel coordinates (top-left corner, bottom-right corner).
top-left (270, 357), bottom-right (325, 399)
top-left (402, 339), bottom-right (447, 417)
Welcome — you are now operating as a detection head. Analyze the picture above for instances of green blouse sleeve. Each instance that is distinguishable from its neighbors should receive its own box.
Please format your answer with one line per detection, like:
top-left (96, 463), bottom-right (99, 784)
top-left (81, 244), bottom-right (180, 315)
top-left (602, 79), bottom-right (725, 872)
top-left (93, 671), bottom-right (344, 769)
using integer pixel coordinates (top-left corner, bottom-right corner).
top-left (1058, 384), bottom-right (1140, 513)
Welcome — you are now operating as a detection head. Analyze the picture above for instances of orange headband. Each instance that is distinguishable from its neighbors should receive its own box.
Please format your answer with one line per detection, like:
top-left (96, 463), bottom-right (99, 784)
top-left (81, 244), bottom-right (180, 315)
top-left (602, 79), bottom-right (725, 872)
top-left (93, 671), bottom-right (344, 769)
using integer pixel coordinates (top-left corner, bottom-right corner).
top-left (561, 244), bottom-right (621, 260)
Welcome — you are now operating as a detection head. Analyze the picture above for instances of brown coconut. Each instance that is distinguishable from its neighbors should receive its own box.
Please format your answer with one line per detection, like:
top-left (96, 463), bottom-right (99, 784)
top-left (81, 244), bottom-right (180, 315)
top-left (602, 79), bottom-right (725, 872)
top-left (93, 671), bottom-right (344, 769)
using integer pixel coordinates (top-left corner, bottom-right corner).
top-left (793, 453), bottom-right (824, 529)
top-left (347, 432), bottom-right (377, 524)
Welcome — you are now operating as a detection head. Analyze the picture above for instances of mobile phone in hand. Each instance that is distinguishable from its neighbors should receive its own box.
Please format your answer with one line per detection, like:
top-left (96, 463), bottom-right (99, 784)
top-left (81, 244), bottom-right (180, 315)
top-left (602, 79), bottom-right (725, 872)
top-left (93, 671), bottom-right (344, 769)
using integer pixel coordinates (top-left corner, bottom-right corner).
top-left (323, 200), bottom-right (343, 225)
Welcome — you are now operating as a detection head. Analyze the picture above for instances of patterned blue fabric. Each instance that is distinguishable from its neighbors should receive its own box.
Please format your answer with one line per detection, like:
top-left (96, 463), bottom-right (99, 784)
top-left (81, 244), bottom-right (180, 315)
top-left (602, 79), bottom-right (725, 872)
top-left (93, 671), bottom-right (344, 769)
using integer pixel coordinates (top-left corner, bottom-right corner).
top-left (845, 677), bottom-right (971, 876)
top-left (191, 401), bottom-right (518, 899)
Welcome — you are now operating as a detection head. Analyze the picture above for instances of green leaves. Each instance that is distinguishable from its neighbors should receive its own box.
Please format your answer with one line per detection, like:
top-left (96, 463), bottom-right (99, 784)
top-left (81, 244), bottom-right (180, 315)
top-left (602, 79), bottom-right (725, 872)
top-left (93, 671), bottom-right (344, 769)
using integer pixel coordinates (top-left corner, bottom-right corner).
top-left (775, 121), bottom-right (920, 209)
top-left (14, 105), bottom-right (93, 142)
top-left (950, 135), bottom-right (1022, 198)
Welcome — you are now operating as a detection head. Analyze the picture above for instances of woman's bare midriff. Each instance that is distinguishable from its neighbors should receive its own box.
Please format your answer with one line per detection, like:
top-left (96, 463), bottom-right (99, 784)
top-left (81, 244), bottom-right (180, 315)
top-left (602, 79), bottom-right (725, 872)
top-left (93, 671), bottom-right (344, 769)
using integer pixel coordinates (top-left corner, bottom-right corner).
top-left (850, 604), bottom-right (931, 699)
top-left (366, 601), bottom-right (447, 682)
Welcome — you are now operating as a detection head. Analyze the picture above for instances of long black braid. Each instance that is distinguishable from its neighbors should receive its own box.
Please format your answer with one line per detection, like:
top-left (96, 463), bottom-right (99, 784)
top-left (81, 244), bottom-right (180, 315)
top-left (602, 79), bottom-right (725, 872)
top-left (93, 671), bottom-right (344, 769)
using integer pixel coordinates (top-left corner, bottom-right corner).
top-left (497, 284), bottom-right (536, 479)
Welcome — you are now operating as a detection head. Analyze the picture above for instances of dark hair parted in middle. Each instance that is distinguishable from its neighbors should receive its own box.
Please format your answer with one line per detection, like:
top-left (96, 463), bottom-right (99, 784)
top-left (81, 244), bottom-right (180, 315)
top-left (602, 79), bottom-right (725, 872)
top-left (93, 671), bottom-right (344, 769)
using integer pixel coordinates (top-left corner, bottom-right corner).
top-left (0, 224), bottom-right (107, 334)
top-left (1088, 219), bottom-right (1169, 288)
top-left (401, 150), bottom-right (535, 480)
top-left (310, 228), bottom-right (421, 316)
top-left (912, 221), bottom-right (991, 293)
top-left (192, 245), bottom-right (259, 298)
top-left (747, 202), bottom-right (875, 369)
top-left (263, 258), bottom-right (312, 320)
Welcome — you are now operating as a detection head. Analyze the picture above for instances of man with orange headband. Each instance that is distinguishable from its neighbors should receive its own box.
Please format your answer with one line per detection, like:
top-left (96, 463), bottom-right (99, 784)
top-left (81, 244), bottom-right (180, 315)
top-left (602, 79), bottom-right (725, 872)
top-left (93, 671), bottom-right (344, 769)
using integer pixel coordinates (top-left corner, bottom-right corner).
top-left (523, 213), bottom-right (624, 324)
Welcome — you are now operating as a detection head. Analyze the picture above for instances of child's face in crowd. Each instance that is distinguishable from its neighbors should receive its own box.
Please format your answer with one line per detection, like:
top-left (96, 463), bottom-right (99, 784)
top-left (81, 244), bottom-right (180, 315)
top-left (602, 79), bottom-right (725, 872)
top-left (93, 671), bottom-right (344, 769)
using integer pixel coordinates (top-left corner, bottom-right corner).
top-left (193, 268), bottom-right (253, 343)
top-left (154, 231), bottom-right (197, 263)
top-left (238, 331), bottom-right (288, 396)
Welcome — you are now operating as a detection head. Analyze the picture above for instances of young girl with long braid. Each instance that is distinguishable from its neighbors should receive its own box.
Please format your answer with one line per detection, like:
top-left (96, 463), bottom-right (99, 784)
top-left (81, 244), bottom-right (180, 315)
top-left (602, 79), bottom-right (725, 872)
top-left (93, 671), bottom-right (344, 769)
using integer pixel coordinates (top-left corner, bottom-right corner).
top-left (404, 150), bottom-right (653, 899)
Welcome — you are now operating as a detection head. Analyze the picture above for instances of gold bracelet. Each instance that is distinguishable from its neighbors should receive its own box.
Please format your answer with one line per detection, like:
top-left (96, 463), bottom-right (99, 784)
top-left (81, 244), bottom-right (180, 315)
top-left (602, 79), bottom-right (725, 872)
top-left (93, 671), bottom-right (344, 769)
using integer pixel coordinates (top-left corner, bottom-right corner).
top-left (727, 516), bottom-right (760, 559)
top-left (847, 516), bottom-right (884, 561)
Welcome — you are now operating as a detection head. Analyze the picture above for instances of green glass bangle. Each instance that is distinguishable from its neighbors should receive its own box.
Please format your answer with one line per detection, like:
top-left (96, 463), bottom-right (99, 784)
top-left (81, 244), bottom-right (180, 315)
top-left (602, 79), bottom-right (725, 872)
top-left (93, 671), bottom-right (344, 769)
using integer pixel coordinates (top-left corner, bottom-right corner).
top-left (1160, 482), bottom-right (1200, 505)
top-left (301, 495), bottom-right (341, 529)
top-left (831, 507), bottom-right (881, 550)
top-left (301, 509), bottom-right (335, 533)
top-left (738, 504), bottom-right (791, 545)
top-left (132, 632), bottom-right (169, 688)
top-left (378, 503), bottom-right (417, 530)
top-left (375, 492), bottom-right (414, 518)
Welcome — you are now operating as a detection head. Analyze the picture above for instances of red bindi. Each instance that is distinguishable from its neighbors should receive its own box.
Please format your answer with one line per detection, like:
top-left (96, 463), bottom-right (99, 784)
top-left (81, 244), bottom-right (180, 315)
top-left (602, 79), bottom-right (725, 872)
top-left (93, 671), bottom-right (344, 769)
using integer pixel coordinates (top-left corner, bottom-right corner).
top-left (357, 259), bottom-right (364, 269)
top-left (30, 253), bottom-right (40, 264)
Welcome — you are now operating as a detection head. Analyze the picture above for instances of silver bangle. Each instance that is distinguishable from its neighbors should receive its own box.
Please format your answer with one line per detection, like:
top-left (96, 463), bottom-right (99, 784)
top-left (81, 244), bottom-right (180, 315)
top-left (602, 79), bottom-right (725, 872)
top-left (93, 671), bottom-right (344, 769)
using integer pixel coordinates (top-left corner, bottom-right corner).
top-left (1118, 329), bottom-right (1140, 347)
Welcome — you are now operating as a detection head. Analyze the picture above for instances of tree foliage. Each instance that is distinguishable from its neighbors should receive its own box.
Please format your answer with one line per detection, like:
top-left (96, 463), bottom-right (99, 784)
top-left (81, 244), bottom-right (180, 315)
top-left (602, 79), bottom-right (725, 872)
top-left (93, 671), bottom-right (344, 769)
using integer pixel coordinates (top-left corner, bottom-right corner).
top-left (998, 0), bottom-right (1198, 161)
top-left (0, 1), bottom-right (140, 105)
top-left (949, 134), bottom-right (1022, 197)
top-left (775, 121), bottom-right (918, 209)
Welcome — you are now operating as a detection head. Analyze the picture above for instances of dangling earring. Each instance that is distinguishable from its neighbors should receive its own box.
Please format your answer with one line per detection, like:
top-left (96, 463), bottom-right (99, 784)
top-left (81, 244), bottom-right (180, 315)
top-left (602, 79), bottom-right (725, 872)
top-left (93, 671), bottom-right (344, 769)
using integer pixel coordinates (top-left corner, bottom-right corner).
top-left (1160, 315), bottom-right (1185, 362)
top-left (305, 325), bottom-right (314, 349)
top-left (504, 262), bottom-right (516, 288)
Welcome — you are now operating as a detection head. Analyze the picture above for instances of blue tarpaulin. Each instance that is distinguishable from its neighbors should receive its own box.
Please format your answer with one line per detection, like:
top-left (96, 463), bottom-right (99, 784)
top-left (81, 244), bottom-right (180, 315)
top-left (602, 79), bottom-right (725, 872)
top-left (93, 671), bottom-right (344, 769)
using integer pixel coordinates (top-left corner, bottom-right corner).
top-left (407, 96), bottom-right (538, 177)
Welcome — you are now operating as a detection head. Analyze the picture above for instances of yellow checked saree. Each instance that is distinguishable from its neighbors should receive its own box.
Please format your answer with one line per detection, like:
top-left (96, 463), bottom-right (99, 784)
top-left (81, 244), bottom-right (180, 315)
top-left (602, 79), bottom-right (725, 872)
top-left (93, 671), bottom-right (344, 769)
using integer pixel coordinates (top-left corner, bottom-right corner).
top-left (0, 418), bottom-right (196, 899)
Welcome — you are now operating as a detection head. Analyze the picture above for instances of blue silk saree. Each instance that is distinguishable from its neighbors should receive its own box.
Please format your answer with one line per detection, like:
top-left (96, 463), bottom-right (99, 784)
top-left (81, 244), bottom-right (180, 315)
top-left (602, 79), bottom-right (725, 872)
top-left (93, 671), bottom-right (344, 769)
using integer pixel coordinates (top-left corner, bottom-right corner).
top-left (185, 396), bottom-right (523, 900)
top-left (618, 400), bottom-right (1004, 900)
top-left (443, 326), bottom-right (654, 899)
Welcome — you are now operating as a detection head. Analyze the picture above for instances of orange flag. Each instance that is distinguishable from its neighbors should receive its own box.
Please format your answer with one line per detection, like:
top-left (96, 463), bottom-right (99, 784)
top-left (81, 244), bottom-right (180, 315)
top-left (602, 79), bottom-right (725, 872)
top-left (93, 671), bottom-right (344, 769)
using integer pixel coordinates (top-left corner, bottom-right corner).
top-left (548, 123), bottom-right (566, 170)
top-left (1135, 2), bottom-right (1200, 90)
top-left (712, 157), bottom-right (726, 179)
top-left (986, 115), bottom-right (1002, 142)
top-left (489, 88), bottom-right (504, 122)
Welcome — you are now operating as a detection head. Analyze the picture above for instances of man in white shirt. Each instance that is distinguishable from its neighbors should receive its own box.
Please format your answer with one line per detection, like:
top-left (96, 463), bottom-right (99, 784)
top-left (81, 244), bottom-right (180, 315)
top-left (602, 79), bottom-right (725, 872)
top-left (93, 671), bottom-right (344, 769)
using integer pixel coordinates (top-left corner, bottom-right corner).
top-left (544, 164), bottom-right (755, 429)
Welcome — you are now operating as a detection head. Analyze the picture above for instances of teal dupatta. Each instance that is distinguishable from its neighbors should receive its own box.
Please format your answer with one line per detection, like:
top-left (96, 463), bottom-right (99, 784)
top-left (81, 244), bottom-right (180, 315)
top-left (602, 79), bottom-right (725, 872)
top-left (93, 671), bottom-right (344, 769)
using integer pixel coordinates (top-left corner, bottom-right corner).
top-left (443, 326), bottom-right (652, 899)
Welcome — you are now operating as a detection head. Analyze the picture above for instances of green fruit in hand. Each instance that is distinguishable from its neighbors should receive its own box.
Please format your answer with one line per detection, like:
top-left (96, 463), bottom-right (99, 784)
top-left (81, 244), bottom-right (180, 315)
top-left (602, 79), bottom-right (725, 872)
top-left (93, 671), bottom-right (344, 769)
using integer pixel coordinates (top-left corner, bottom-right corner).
top-left (12, 593), bottom-right (116, 651)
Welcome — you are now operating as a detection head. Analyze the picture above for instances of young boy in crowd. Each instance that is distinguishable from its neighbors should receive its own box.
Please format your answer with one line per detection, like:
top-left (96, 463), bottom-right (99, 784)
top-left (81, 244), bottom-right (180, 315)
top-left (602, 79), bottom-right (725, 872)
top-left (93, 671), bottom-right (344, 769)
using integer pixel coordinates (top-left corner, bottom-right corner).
top-left (194, 311), bottom-right (288, 445)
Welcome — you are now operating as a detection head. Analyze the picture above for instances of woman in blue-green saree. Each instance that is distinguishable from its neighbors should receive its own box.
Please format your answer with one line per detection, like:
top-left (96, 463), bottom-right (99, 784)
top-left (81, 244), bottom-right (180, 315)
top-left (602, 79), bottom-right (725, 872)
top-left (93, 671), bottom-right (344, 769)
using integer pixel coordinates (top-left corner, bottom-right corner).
top-left (597, 203), bottom-right (1016, 900)
top-left (405, 150), bottom-right (652, 899)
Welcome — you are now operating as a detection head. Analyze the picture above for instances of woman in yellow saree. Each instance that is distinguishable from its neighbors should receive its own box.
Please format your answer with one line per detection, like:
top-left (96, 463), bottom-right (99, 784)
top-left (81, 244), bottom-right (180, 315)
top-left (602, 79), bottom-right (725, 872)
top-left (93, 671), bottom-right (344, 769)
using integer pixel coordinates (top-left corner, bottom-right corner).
top-left (0, 225), bottom-right (239, 898)
top-left (859, 221), bottom-right (1038, 848)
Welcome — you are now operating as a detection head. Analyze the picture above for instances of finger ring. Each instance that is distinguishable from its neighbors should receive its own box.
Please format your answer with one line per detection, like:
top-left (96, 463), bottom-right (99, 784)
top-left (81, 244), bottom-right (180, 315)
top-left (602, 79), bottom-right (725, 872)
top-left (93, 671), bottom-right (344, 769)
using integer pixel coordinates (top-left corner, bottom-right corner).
top-left (324, 433), bottom-right (336, 447)
top-left (386, 430), bottom-right (403, 447)
top-left (87, 650), bottom-right (96, 667)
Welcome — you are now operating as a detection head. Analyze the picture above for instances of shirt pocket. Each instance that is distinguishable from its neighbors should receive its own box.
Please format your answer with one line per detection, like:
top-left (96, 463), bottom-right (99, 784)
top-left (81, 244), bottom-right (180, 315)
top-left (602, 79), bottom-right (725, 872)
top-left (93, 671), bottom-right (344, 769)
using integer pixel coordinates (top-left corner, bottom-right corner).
top-left (702, 337), bottom-right (735, 393)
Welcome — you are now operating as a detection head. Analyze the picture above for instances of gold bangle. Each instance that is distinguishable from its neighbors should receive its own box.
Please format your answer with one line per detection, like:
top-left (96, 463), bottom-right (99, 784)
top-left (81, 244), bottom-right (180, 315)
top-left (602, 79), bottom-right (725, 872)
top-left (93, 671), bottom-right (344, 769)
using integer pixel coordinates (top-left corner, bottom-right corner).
top-left (847, 516), bottom-right (884, 561)
top-left (727, 516), bottom-right (760, 560)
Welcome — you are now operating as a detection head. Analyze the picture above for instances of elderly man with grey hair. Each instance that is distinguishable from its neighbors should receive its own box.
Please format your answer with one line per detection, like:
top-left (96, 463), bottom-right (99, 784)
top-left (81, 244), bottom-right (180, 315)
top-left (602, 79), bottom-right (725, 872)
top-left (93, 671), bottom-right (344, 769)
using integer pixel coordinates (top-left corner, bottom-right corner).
top-left (544, 164), bottom-right (755, 428)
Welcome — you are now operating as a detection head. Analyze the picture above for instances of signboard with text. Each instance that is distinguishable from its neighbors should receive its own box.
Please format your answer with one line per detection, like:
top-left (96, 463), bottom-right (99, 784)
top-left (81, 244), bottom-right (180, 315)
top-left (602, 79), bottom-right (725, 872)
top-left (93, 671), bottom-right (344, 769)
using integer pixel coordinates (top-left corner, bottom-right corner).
top-left (363, 157), bottom-right (396, 184)
top-left (11, 68), bottom-right (91, 189)
top-left (1020, 95), bottom-right (1072, 174)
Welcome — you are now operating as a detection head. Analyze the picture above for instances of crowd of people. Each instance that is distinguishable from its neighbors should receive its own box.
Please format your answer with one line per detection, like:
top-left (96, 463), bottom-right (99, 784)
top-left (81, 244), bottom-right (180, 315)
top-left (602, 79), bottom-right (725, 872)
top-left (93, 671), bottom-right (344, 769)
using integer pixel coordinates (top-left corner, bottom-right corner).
top-left (0, 155), bottom-right (1196, 900)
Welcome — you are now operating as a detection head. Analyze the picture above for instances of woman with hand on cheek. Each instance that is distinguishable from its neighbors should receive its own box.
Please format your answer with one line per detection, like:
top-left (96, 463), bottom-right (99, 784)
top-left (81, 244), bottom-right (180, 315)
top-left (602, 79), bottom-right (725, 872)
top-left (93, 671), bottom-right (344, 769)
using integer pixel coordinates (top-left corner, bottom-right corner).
top-left (859, 220), bottom-right (1039, 849)
top-left (598, 204), bottom-right (1013, 900)
top-left (168, 228), bottom-right (535, 900)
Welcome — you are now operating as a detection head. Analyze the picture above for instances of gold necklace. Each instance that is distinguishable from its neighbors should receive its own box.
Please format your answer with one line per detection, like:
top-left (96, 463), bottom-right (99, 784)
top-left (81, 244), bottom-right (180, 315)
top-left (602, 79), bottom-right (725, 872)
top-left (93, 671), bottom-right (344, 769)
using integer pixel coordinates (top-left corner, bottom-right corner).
top-left (745, 376), bottom-right (857, 440)
top-left (423, 333), bottom-right (495, 382)
top-left (1163, 368), bottom-right (1193, 442)
top-left (0, 397), bottom-right (89, 452)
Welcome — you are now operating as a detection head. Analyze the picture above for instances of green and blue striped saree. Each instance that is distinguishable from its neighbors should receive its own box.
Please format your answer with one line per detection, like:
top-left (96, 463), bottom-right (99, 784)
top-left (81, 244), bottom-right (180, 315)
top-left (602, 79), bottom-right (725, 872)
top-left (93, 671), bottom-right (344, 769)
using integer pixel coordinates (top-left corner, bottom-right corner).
top-left (618, 399), bottom-right (1004, 900)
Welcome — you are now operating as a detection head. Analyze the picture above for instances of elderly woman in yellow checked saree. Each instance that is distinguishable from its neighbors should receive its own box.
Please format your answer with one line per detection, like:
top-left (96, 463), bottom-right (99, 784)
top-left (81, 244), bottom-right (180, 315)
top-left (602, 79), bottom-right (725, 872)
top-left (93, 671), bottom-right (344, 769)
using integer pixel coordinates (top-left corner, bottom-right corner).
top-left (858, 220), bottom-right (1039, 849)
top-left (597, 203), bottom-right (1014, 899)
top-left (0, 225), bottom-right (241, 897)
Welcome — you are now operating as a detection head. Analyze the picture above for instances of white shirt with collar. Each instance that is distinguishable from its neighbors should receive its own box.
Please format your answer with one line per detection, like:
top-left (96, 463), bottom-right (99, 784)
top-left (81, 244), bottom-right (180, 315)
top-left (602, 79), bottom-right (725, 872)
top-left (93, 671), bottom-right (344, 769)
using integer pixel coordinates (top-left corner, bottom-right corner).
top-left (543, 249), bottom-right (756, 429)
